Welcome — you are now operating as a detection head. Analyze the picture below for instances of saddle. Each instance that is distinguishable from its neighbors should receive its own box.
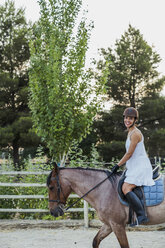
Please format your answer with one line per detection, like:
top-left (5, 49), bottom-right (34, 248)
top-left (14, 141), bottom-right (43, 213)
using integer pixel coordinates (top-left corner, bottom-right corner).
top-left (117, 165), bottom-right (164, 225)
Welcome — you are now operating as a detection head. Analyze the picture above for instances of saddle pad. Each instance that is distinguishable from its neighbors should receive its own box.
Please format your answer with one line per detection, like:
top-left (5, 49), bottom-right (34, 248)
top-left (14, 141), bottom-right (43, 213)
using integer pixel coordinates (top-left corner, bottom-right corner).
top-left (143, 177), bottom-right (164, 206)
top-left (119, 177), bottom-right (164, 207)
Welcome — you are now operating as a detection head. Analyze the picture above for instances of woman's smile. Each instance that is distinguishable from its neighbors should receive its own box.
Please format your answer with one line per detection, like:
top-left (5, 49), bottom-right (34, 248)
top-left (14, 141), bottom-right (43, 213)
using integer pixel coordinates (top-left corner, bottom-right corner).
top-left (124, 116), bottom-right (134, 128)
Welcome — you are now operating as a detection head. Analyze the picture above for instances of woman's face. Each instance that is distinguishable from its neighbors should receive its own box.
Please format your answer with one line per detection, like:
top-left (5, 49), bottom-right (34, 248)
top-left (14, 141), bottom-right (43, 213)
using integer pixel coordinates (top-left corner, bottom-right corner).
top-left (124, 116), bottom-right (135, 128)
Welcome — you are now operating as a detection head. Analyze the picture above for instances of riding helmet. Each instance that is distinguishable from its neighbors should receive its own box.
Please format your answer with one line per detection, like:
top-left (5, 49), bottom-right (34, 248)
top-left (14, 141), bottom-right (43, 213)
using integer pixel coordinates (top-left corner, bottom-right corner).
top-left (123, 107), bottom-right (139, 119)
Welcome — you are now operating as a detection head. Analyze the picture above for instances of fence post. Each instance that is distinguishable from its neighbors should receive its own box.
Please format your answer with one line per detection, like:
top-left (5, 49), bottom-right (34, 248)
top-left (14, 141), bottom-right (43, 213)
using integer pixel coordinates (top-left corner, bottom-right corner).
top-left (84, 200), bottom-right (89, 228)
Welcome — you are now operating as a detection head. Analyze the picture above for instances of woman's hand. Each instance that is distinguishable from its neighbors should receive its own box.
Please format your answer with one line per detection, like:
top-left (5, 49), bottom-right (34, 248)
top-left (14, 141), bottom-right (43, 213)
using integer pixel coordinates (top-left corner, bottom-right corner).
top-left (111, 164), bottom-right (120, 173)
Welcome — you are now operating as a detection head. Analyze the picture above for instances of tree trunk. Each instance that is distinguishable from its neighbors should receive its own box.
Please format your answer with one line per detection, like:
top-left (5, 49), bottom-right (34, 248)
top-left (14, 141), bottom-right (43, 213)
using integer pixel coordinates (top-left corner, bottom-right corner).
top-left (130, 98), bottom-right (135, 108)
top-left (13, 140), bottom-right (20, 170)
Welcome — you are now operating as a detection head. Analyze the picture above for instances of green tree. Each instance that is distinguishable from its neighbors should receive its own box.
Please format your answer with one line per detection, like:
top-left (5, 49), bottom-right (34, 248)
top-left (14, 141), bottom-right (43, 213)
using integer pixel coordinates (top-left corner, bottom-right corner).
top-left (0, 0), bottom-right (40, 169)
top-left (139, 95), bottom-right (165, 157)
top-left (90, 96), bottom-right (165, 161)
top-left (96, 24), bottom-right (163, 108)
top-left (91, 25), bottom-right (165, 161)
top-left (29, 0), bottom-right (102, 165)
top-left (92, 105), bottom-right (126, 162)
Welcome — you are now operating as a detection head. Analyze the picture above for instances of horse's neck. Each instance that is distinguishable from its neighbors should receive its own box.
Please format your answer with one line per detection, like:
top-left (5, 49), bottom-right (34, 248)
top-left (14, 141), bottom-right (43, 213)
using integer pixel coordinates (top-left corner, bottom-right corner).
top-left (62, 168), bottom-right (112, 202)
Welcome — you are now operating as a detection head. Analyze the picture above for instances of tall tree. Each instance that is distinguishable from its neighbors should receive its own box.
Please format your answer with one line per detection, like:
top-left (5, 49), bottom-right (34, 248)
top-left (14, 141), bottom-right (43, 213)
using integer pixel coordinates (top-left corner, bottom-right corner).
top-left (0, 0), bottom-right (40, 169)
top-left (90, 25), bottom-right (165, 161)
top-left (29, 0), bottom-right (102, 165)
top-left (96, 25), bottom-right (163, 108)
top-left (138, 95), bottom-right (165, 157)
top-left (94, 105), bottom-right (126, 162)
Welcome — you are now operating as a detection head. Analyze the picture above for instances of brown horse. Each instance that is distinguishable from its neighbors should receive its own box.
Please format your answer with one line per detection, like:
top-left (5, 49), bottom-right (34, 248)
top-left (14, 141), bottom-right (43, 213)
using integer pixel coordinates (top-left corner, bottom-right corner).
top-left (47, 164), bottom-right (165, 248)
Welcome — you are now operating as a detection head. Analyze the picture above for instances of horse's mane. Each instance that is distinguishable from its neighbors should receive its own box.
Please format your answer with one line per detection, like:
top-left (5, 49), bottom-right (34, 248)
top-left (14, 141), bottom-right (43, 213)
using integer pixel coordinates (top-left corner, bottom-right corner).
top-left (47, 167), bottom-right (123, 187)
top-left (47, 171), bottom-right (53, 187)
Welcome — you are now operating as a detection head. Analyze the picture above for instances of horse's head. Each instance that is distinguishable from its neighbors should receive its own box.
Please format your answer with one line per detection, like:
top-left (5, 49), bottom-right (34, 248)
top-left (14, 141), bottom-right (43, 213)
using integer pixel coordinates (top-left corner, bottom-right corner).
top-left (47, 164), bottom-right (68, 217)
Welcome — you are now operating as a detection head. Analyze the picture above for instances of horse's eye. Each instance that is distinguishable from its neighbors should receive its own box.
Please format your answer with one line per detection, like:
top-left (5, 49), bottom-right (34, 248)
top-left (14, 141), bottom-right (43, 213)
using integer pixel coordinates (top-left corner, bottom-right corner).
top-left (49, 186), bottom-right (54, 191)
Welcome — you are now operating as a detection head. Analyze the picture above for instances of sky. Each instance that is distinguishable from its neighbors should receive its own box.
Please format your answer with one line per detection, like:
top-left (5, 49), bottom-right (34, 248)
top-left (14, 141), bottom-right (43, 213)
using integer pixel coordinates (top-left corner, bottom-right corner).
top-left (1, 0), bottom-right (165, 90)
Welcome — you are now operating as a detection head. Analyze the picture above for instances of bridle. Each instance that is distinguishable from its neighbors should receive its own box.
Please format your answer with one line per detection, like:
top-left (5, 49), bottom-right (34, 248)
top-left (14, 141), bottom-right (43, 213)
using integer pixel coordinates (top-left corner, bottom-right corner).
top-left (48, 174), bottom-right (66, 205)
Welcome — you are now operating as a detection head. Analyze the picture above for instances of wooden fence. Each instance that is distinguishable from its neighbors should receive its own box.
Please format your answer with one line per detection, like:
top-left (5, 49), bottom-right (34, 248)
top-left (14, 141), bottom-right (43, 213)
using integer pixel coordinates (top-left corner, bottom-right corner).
top-left (0, 171), bottom-right (94, 228)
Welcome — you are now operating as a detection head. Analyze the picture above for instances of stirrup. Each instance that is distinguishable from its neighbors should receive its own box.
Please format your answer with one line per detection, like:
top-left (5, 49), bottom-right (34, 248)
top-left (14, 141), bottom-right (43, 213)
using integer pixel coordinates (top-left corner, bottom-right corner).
top-left (129, 217), bottom-right (139, 227)
top-left (129, 215), bottom-right (149, 227)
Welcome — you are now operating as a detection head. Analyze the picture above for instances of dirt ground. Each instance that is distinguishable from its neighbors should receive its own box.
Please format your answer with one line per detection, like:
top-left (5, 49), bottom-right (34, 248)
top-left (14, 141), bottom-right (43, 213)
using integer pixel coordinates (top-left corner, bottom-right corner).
top-left (0, 220), bottom-right (165, 248)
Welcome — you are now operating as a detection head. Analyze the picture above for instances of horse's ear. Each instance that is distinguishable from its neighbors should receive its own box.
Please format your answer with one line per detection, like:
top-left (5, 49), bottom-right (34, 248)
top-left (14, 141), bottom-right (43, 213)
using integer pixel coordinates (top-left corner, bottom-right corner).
top-left (52, 162), bottom-right (59, 175)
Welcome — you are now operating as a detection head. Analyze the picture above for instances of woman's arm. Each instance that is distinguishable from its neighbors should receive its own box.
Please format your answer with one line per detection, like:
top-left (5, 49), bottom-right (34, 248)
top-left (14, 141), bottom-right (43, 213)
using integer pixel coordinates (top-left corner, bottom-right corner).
top-left (118, 132), bottom-right (141, 167)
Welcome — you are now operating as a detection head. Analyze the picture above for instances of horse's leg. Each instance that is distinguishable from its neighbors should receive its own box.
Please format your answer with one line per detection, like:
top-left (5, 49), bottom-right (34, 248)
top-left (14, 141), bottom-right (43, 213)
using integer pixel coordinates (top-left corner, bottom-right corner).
top-left (92, 224), bottom-right (112, 248)
top-left (111, 222), bottom-right (129, 248)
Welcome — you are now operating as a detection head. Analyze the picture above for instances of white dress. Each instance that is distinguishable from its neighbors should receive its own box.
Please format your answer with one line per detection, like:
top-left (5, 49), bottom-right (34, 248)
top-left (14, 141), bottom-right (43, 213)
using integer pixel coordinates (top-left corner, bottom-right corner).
top-left (124, 129), bottom-right (155, 186)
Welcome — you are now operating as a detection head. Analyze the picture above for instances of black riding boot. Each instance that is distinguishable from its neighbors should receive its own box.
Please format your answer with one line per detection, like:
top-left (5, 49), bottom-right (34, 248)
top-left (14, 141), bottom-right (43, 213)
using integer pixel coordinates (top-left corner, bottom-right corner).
top-left (125, 191), bottom-right (148, 226)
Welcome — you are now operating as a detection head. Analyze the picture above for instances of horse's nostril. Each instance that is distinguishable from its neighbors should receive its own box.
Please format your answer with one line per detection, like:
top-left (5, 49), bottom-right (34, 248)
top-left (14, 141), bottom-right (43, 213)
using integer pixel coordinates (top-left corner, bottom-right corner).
top-left (50, 206), bottom-right (64, 217)
top-left (50, 208), bottom-right (58, 217)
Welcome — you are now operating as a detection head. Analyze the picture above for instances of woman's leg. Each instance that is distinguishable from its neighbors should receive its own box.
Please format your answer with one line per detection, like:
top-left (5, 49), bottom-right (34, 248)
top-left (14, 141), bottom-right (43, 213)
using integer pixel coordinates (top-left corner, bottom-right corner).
top-left (122, 182), bottom-right (148, 225)
top-left (122, 182), bottom-right (136, 195)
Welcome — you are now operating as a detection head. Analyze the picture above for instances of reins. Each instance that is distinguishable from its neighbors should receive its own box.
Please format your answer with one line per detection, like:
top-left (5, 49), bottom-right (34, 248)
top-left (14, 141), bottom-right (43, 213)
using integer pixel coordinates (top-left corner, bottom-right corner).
top-left (65, 170), bottom-right (115, 211)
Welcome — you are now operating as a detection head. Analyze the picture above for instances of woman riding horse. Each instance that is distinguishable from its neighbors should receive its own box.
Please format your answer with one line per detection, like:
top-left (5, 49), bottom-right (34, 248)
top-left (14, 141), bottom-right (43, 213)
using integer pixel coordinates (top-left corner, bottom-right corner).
top-left (112, 107), bottom-right (155, 225)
